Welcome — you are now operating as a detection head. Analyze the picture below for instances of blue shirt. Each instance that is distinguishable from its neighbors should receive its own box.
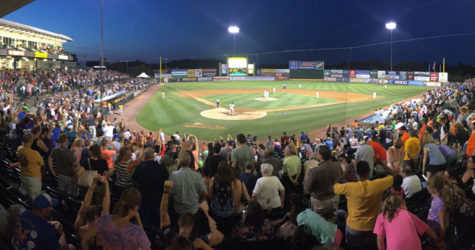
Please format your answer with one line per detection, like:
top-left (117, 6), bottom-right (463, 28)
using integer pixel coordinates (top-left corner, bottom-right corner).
top-left (12, 210), bottom-right (59, 250)
top-left (238, 172), bottom-right (259, 197)
top-left (133, 160), bottom-right (169, 206)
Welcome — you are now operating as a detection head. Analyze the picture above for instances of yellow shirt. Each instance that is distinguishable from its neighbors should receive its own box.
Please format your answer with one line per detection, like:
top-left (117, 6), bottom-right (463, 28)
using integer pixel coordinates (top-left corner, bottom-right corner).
top-left (17, 146), bottom-right (44, 178)
top-left (404, 137), bottom-right (421, 160)
top-left (334, 175), bottom-right (393, 231)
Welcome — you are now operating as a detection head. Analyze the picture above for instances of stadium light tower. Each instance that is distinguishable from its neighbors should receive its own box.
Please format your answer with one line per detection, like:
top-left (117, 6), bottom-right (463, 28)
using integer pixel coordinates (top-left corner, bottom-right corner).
top-left (385, 21), bottom-right (396, 71)
top-left (228, 25), bottom-right (240, 55)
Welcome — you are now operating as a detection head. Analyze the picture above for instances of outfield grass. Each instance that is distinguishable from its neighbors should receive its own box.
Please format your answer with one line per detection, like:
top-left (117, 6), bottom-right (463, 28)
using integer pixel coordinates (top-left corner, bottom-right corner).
top-left (136, 81), bottom-right (430, 140)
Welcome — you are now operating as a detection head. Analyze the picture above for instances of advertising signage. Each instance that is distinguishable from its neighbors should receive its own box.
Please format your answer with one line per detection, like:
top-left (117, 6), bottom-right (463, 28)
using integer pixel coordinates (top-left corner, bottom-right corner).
top-left (34, 52), bottom-right (48, 58)
top-left (171, 69), bottom-right (188, 78)
top-left (8, 50), bottom-right (25, 56)
top-left (289, 61), bottom-right (324, 70)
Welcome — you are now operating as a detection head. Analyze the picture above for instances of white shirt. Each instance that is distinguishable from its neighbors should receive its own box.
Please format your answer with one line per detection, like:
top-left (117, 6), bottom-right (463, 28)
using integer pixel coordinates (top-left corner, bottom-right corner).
top-left (124, 131), bottom-right (131, 140)
top-left (253, 176), bottom-right (284, 209)
top-left (103, 126), bottom-right (114, 138)
top-left (402, 175), bottom-right (422, 198)
top-left (160, 132), bottom-right (165, 141)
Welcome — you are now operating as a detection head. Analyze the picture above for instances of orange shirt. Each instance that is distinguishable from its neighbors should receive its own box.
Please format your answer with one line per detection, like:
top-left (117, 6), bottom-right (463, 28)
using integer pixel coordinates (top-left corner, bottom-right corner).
top-left (466, 132), bottom-right (475, 156)
top-left (418, 124), bottom-right (427, 142)
top-left (369, 141), bottom-right (387, 161)
top-left (401, 131), bottom-right (410, 146)
top-left (101, 149), bottom-right (116, 169)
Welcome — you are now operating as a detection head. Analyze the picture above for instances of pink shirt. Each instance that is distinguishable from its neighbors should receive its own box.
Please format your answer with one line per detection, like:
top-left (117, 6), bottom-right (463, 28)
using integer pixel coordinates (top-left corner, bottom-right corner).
top-left (95, 215), bottom-right (150, 250)
top-left (373, 209), bottom-right (428, 250)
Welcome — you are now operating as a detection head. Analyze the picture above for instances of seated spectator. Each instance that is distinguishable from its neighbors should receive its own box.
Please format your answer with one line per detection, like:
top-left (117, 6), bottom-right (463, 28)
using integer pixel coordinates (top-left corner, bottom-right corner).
top-left (12, 193), bottom-right (70, 249)
top-left (333, 161), bottom-right (394, 249)
top-left (461, 155), bottom-right (475, 199)
top-left (373, 194), bottom-right (443, 250)
top-left (252, 164), bottom-right (285, 214)
top-left (81, 187), bottom-right (150, 250)
top-left (166, 235), bottom-right (192, 250)
top-left (232, 201), bottom-right (274, 241)
top-left (401, 167), bottom-right (422, 198)
top-left (238, 161), bottom-right (259, 198)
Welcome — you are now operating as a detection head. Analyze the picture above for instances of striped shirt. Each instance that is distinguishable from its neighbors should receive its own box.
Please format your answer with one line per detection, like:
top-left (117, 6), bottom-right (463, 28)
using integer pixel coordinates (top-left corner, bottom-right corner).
top-left (114, 161), bottom-right (134, 188)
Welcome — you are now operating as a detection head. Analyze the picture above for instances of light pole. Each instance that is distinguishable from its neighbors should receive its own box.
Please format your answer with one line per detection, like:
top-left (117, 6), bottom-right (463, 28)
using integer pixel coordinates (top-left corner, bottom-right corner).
top-left (385, 21), bottom-right (396, 71)
top-left (228, 26), bottom-right (239, 55)
top-left (100, 0), bottom-right (105, 115)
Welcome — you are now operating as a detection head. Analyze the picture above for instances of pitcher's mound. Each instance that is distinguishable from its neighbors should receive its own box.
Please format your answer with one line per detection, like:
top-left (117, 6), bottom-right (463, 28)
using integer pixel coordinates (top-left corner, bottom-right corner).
top-left (201, 107), bottom-right (267, 120)
top-left (254, 97), bottom-right (278, 101)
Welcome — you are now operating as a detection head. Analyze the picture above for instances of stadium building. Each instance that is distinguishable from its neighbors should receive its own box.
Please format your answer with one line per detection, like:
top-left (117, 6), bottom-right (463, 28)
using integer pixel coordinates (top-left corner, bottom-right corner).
top-left (0, 18), bottom-right (76, 70)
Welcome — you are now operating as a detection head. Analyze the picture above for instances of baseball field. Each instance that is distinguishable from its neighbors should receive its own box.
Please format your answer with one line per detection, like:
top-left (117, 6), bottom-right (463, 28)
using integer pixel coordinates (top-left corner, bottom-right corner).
top-left (135, 81), bottom-right (430, 140)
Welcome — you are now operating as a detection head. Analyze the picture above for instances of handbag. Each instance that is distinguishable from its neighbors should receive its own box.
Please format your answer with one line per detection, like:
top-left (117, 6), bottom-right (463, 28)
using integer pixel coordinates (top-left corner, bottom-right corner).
top-left (78, 159), bottom-right (98, 187)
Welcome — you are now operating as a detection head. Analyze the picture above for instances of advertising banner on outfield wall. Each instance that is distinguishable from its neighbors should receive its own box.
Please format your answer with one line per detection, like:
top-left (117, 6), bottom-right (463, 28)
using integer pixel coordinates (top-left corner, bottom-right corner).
top-left (377, 71), bottom-right (386, 79)
top-left (430, 72), bottom-right (439, 82)
top-left (407, 72), bottom-right (415, 80)
top-left (289, 61), bottom-right (324, 70)
top-left (356, 74), bottom-right (370, 79)
top-left (198, 77), bottom-right (213, 82)
top-left (415, 71), bottom-right (430, 76)
top-left (399, 72), bottom-right (407, 81)
top-left (378, 79), bottom-right (388, 84)
top-left (331, 69), bottom-right (343, 74)
top-left (388, 80), bottom-right (395, 84)
top-left (408, 81), bottom-right (424, 86)
top-left (414, 76), bottom-right (430, 81)
top-left (182, 77), bottom-right (197, 82)
top-left (195, 69), bottom-right (202, 77)
top-left (275, 69), bottom-right (290, 73)
top-left (426, 82), bottom-right (441, 87)
top-left (394, 80), bottom-right (408, 85)
top-left (331, 74), bottom-right (343, 78)
top-left (154, 73), bottom-right (172, 78)
top-left (349, 70), bottom-right (356, 78)
top-left (171, 69), bottom-right (188, 78)
top-left (213, 76), bottom-right (230, 81)
top-left (202, 68), bottom-right (217, 77)
top-left (370, 71), bottom-right (378, 79)
top-left (324, 77), bottom-right (337, 82)
top-left (247, 76), bottom-right (275, 81)
top-left (439, 72), bottom-right (448, 83)
top-left (350, 78), bottom-right (364, 83)
top-left (343, 70), bottom-right (350, 77)
top-left (324, 70), bottom-right (331, 77)
top-left (356, 70), bottom-right (370, 75)
top-left (187, 69), bottom-right (195, 77)
top-left (261, 69), bottom-right (276, 73)
top-left (230, 77), bottom-right (246, 81)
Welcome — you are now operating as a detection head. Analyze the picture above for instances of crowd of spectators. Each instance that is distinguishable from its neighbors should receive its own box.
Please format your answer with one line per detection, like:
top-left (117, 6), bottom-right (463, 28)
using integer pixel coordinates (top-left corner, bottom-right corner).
top-left (0, 73), bottom-right (474, 250)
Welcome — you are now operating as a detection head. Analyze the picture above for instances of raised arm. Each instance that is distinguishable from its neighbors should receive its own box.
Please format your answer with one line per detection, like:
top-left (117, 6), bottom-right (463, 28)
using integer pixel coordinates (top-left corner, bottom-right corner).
top-left (74, 176), bottom-right (99, 229)
top-left (200, 201), bottom-right (224, 247)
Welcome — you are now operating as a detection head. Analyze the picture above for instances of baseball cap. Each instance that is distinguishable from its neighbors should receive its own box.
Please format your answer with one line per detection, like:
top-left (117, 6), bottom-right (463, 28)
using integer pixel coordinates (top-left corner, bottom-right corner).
top-left (33, 193), bottom-right (58, 209)
top-left (113, 134), bottom-right (120, 139)
top-left (227, 140), bottom-right (234, 146)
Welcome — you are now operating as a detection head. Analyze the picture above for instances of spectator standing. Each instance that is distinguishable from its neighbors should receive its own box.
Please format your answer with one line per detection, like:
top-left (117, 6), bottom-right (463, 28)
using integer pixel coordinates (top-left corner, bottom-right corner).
top-left (304, 145), bottom-right (342, 222)
top-left (16, 133), bottom-right (44, 199)
top-left (133, 147), bottom-right (169, 227)
top-left (282, 144), bottom-right (302, 194)
top-left (404, 130), bottom-right (421, 173)
top-left (231, 134), bottom-right (254, 176)
top-left (49, 133), bottom-right (77, 196)
top-left (355, 136), bottom-right (375, 178)
top-left (252, 164), bottom-right (285, 213)
top-left (238, 161), bottom-right (259, 198)
top-left (261, 146), bottom-right (282, 177)
top-left (333, 161), bottom-right (394, 249)
top-left (401, 167), bottom-right (422, 198)
top-left (81, 188), bottom-right (150, 250)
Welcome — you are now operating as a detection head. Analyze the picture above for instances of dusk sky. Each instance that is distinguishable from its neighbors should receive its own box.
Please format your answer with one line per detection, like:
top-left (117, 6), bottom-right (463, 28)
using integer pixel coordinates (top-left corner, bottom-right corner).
top-left (5, 0), bottom-right (475, 65)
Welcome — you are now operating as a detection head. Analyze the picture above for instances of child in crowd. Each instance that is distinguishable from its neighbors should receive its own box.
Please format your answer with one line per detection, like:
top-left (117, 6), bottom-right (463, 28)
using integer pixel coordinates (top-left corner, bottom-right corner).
top-left (426, 173), bottom-right (449, 246)
top-left (388, 175), bottom-right (404, 198)
top-left (373, 194), bottom-right (443, 250)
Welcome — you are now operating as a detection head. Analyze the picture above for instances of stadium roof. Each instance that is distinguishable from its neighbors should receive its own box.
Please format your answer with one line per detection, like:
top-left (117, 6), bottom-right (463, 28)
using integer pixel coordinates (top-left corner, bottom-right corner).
top-left (0, 18), bottom-right (72, 42)
top-left (0, 0), bottom-right (34, 18)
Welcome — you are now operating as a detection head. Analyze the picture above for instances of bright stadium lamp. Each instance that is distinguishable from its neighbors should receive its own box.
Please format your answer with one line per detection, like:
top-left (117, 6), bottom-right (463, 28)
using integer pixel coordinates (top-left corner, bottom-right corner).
top-left (228, 25), bottom-right (240, 55)
top-left (385, 21), bottom-right (396, 71)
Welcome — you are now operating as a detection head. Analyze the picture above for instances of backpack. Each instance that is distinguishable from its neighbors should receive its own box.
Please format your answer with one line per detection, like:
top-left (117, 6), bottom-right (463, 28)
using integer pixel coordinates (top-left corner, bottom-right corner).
top-left (447, 182), bottom-right (475, 218)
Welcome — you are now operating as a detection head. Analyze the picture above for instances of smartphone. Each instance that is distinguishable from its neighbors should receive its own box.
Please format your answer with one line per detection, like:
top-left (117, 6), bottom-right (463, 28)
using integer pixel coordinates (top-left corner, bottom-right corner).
top-left (242, 209), bottom-right (246, 214)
